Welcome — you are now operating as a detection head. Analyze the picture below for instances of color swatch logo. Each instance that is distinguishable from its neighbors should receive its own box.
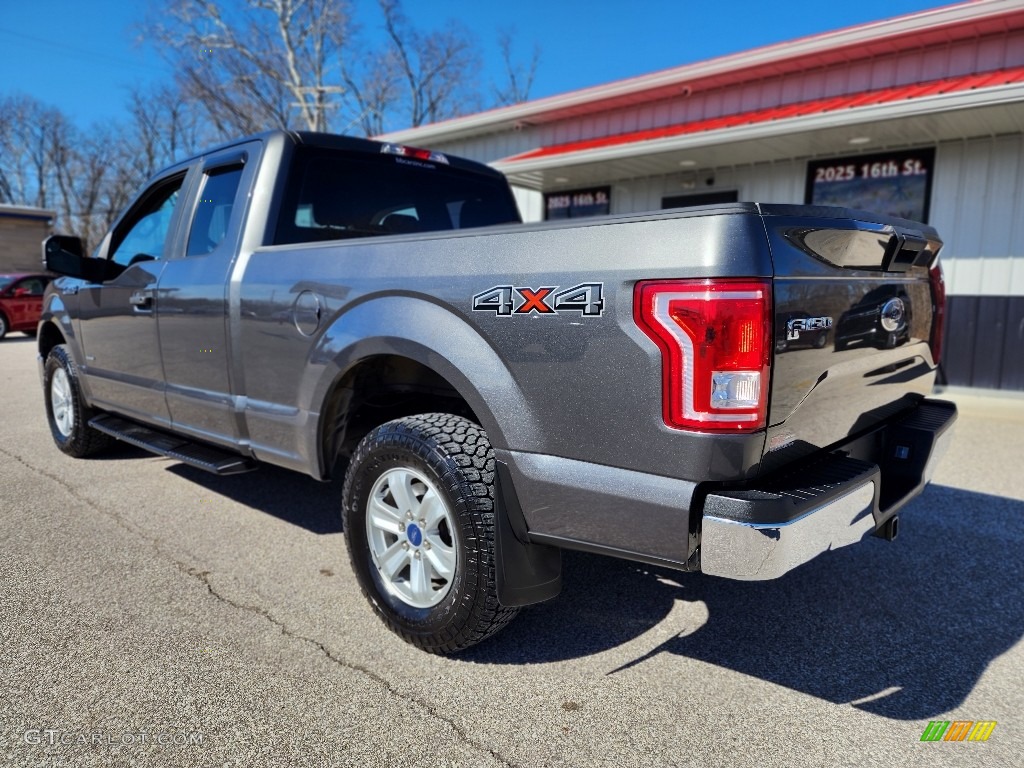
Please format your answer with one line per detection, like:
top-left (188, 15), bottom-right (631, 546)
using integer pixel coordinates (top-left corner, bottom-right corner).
top-left (920, 720), bottom-right (997, 742)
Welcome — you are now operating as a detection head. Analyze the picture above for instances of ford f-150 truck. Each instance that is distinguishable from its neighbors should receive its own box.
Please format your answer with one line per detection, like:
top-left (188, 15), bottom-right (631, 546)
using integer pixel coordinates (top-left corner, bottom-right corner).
top-left (39, 130), bottom-right (956, 653)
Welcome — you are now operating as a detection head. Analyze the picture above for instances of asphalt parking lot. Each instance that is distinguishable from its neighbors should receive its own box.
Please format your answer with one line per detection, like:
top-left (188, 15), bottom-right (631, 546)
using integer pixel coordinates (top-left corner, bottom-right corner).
top-left (1, 334), bottom-right (1021, 767)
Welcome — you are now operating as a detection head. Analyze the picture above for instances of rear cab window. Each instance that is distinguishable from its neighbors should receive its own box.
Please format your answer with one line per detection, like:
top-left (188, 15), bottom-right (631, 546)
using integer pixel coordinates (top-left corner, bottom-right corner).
top-left (273, 146), bottom-right (520, 246)
top-left (187, 165), bottom-right (245, 257)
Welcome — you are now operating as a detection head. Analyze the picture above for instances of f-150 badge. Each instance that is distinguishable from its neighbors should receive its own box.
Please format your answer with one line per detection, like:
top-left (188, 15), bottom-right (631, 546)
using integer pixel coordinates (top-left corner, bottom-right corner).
top-left (473, 283), bottom-right (604, 316)
top-left (786, 315), bottom-right (833, 340)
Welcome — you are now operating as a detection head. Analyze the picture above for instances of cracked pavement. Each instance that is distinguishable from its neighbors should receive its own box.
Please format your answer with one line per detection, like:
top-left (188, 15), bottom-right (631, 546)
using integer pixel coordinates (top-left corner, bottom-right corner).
top-left (1, 336), bottom-right (1022, 767)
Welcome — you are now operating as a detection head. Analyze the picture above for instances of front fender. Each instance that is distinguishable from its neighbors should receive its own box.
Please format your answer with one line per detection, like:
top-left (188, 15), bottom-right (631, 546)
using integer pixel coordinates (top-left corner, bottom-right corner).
top-left (37, 289), bottom-right (86, 395)
top-left (301, 295), bottom-right (541, 474)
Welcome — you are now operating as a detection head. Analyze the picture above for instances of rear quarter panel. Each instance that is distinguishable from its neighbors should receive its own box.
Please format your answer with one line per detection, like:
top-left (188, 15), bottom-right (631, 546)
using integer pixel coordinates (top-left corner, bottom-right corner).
top-left (236, 208), bottom-right (774, 483)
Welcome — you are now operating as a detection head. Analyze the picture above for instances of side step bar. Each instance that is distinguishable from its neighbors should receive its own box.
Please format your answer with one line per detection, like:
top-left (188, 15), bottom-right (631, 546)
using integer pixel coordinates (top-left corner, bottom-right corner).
top-left (89, 414), bottom-right (256, 476)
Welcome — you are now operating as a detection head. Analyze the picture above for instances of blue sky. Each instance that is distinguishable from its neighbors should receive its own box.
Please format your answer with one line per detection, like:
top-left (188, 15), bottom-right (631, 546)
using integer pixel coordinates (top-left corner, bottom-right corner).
top-left (0, 0), bottom-right (945, 131)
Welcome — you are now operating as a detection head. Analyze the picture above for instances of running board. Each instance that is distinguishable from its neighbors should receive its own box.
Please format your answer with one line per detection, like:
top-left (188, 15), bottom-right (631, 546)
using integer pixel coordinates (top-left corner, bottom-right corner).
top-left (89, 414), bottom-right (256, 475)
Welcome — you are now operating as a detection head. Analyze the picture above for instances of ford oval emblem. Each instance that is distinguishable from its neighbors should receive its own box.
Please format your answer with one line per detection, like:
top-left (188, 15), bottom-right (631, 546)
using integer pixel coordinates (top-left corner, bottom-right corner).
top-left (880, 297), bottom-right (905, 332)
top-left (406, 523), bottom-right (423, 547)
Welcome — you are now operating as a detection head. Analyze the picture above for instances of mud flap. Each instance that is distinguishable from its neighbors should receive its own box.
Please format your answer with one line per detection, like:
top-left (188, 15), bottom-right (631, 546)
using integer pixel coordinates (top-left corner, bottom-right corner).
top-left (494, 461), bottom-right (562, 607)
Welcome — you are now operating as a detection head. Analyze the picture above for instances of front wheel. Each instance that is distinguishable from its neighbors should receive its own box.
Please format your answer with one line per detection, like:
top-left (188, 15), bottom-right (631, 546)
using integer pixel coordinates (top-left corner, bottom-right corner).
top-left (342, 413), bottom-right (519, 653)
top-left (44, 345), bottom-right (113, 457)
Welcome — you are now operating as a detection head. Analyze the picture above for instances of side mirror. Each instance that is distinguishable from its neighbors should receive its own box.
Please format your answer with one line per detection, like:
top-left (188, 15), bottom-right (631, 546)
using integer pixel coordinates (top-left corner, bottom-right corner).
top-left (43, 235), bottom-right (85, 276)
top-left (43, 235), bottom-right (116, 282)
top-left (12, 287), bottom-right (29, 297)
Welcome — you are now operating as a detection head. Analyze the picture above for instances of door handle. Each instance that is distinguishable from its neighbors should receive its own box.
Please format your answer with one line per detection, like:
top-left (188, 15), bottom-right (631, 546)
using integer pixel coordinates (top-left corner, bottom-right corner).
top-left (129, 291), bottom-right (154, 310)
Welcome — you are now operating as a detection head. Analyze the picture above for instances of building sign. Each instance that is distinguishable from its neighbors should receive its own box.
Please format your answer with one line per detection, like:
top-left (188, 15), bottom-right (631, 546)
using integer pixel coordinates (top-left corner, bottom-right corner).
top-left (805, 148), bottom-right (935, 223)
top-left (545, 187), bottom-right (611, 220)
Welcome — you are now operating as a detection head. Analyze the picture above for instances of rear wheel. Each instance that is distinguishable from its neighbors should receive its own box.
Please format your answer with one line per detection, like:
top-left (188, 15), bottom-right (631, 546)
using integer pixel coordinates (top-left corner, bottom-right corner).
top-left (0, 313), bottom-right (8, 340)
top-left (44, 345), bottom-right (113, 457)
top-left (342, 413), bottom-right (519, 653)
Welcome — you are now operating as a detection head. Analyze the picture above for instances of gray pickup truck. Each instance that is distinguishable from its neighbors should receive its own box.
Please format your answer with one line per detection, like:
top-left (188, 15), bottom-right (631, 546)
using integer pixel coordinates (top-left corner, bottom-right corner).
top-left (39, 130), bottom-right (956, 653)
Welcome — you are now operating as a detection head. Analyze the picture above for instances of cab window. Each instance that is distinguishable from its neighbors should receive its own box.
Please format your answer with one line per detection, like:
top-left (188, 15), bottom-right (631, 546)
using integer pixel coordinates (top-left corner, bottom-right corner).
top-left (274, 147), bottom-right (520, 245)
top-left (187, 165), bottom-right (244, 257)
top-left (108, 175), bottom-right (186, 267)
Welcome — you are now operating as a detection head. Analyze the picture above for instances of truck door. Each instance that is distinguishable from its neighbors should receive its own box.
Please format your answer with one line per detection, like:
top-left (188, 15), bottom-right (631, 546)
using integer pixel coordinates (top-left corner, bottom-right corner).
top-left (156, 145), bottom-right (256, 447)
top-left (76, 171), bottom-right (191, 426)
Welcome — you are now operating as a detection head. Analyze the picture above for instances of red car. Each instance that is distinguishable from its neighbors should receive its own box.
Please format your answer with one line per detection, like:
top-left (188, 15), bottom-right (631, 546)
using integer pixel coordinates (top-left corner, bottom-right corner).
top-left (0, 273), bottom-right (52, 340)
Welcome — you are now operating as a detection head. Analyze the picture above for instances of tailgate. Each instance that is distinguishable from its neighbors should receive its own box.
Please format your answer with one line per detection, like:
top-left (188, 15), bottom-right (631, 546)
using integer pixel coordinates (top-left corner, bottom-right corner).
top-left (759, 205), bottom-right (944, 473)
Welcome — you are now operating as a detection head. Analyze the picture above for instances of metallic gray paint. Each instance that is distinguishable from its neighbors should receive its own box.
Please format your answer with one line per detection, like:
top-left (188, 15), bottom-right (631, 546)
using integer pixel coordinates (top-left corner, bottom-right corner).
top-left (241, 210), bottom-right (772, 484)
top-left (497, 448), bottom-right (699, 565)
top-left (38, 131), bottom-right (951, 574)
top-left (156, 141), bottom-right (264, 448)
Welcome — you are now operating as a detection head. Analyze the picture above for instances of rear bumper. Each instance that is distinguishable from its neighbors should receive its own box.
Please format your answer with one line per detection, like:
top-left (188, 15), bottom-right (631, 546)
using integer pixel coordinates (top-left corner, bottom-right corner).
top-left (699, 398), bottom-right (956, 580)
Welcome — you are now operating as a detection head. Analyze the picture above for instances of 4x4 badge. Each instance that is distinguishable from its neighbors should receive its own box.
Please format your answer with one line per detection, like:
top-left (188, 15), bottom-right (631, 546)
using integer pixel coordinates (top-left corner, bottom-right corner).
top-left (472, 283), bottom-right (604, 316)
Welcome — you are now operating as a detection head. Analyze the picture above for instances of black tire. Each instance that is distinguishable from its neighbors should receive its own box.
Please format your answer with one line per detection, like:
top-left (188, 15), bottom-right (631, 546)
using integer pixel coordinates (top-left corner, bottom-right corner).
top-left (342, 413), bottom-right (519, 653)
top-left (0, 312), bottom-right (8, 340)
top-left (44, 345), bottom-right (113, 458)
top-left (814, 332), bottom-right (828, 349)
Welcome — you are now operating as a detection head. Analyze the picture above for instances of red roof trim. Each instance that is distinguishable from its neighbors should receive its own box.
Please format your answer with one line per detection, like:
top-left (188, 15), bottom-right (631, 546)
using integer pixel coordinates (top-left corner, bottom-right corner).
top-left (502, 67), bottom-right (1024, 164)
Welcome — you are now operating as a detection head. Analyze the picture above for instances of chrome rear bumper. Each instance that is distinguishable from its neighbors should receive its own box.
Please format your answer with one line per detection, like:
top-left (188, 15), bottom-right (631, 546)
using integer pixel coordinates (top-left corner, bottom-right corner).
top-left (699, 398), bottom-right (957, 580)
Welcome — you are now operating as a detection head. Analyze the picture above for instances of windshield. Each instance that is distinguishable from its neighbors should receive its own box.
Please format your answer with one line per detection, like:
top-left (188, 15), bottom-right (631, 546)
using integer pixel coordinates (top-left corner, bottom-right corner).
top-left (274, 147), bottom-right (520, 245)
top-left (0, 276), bottom-right (16, 292)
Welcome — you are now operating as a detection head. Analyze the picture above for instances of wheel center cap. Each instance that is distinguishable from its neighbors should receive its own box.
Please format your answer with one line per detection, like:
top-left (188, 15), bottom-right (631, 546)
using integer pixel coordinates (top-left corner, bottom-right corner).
top-left (406, 523), bottom-right (423, 547)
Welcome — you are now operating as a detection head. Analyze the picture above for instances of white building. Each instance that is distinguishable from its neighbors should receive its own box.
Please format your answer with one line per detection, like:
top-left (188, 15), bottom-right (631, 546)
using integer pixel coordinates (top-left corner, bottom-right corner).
top-left (381, 0), bottom-right (1024, 391)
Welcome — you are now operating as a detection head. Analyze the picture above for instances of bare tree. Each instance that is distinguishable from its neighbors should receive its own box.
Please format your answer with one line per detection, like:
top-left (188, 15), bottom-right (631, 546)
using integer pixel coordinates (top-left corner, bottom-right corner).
top-left (0, 95), bottom-right (55, 207)
top-left (0, 91), bottom-right (201, 248)
top-left (140, 0), bottom-right (540, 137)
top-left (371, 0), bottom-right (481, 129)
top-left (494, 28), bottom-right (539, 106)
top-left (148, 0), bottom-right (352, 136)
top-left (340, 49), bottom-right (396, 137)
top-left (125, 84), bottom-right (206, 179)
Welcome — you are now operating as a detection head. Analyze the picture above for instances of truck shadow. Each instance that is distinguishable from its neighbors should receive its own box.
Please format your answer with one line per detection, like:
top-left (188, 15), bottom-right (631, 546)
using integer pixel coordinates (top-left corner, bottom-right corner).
top-left (165, 462), bottom-right (344, 534)
top-left (111, 449), bottom-right (1020, 721)
top-left (465, 484), bottom-right (1024, 721)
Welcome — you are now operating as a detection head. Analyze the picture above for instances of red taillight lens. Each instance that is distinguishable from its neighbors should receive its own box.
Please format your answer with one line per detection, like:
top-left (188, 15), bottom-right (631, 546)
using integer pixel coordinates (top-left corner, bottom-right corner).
top-left (929, 262), bottom-right (946, 366)
top-left (634, 279), bottom-right (772, 431)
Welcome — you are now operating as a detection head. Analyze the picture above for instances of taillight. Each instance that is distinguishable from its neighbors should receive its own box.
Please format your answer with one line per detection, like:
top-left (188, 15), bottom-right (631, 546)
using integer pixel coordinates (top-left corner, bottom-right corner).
top-left (929, 262), bottom-right (946, 366)
top-left (380, 142), bottom-right (450, 164)
top-left (634, 279), bottom-right (772, 431)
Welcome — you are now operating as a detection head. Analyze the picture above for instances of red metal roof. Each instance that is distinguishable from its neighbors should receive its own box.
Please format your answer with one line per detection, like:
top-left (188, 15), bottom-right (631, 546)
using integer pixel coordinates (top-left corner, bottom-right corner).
top-left (501, 66), bottom-right (1024, 164)
top-left (379, 2), bottom-right (1024, 145)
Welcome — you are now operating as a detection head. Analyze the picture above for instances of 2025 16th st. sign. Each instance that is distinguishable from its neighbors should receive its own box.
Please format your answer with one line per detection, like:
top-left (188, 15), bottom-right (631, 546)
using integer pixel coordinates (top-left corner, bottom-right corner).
top-left (805, 148), bottom-right (935, 223)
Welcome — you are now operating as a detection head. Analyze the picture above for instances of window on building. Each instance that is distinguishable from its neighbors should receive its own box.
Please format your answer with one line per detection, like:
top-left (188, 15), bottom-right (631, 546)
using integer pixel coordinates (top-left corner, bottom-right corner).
top-left (545, 187), bottom-right (611, 220)
top-left (805, 148), bottom-right (935, 223)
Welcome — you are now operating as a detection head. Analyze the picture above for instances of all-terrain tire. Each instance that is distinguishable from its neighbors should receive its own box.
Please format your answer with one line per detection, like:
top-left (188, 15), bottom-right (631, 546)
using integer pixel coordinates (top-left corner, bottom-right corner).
top-left (44, 345), bottom-right (113, 457)
top-left (342, 413), bottom-right (519, 653)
